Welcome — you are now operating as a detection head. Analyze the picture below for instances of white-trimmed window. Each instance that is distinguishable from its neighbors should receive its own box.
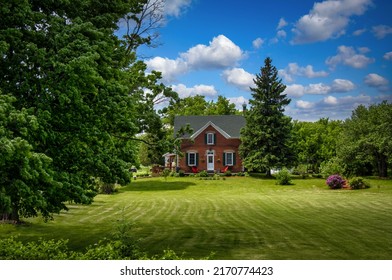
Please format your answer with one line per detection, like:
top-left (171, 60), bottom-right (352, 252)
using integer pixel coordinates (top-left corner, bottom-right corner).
top-left (206, 133), bottom-right (215, 145)
top-left (226, 152), bottom-right (233, 166)
top-left (223, 152), bottom-right (236, 166)
top-left (187, 152), bottom-right (197, 166)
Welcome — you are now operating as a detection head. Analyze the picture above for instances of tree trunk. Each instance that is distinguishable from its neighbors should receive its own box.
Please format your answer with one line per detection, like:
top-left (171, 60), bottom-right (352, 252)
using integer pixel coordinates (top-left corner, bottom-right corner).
top-left (376, 153), bottom-right (388, 178)
top-left (266, 169), bottom-right (272, 177)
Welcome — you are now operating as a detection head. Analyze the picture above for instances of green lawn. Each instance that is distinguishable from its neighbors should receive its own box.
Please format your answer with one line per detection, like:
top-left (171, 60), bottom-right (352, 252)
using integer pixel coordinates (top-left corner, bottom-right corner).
top-left (1, 176), bottom-right (392, 259)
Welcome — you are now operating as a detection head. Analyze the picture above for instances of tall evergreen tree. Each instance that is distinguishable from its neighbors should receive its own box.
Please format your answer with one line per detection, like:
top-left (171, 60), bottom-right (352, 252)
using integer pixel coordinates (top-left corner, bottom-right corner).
top-left (239, 57), bottom-right (294, 175)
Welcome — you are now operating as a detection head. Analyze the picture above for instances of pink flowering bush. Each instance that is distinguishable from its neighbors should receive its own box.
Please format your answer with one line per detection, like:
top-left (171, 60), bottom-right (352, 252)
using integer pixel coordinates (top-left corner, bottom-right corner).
top-left (326, 174), bottom-right (345, 189)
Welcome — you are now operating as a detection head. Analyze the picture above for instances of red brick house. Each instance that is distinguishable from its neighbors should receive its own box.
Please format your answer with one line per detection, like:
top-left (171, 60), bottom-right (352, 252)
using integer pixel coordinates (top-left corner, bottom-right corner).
top-left (174, 115), bottom-right (245, 173)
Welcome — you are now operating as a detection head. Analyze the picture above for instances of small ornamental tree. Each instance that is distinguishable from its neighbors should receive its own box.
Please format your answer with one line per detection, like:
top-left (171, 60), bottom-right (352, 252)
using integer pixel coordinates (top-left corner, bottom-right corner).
top-left (326, 174), bottom-right (345, 189)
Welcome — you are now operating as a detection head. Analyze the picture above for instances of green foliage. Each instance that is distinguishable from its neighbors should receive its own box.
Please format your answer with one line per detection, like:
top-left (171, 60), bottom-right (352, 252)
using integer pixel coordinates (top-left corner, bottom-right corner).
top-left (275, 168), bottom-right (293, 185)
top-left (338, 102), bottom-right (392, 177)
top-left (320, 157), bottom-right (346, 178)
top-left (0, 1), bottom-right (172, 221)
top-left (240, 57), bottom-right (295, 174)
top-left (349, 177), bottom-right (371, 190)
top-left (196, 170), bottom-right (209, 177)
top-left (0, 237), bottom-right (72, 260)
top-left (161, 95), bottom-right (237, 126)
top-left (162, 169), bottom-right (171, 180)
top-left (292, 118), bottom-right (343, 172)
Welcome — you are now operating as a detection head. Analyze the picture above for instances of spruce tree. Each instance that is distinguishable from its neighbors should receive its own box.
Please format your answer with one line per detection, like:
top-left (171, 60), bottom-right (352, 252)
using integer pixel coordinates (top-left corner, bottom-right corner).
top-left (239, 57), bottom-right (294, 175)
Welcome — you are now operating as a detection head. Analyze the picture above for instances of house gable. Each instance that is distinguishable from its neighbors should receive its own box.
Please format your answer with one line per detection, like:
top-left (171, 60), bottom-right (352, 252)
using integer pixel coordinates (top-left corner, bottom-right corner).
top-left (174, 115), bottom-right (245, 139)
top-left (190, 121), bottom-right (231, 140)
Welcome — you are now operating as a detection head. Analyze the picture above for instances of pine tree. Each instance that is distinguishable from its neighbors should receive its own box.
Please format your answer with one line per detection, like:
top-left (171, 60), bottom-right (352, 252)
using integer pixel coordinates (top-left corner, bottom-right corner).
top-left (239, 57), bottom-right (294, 175)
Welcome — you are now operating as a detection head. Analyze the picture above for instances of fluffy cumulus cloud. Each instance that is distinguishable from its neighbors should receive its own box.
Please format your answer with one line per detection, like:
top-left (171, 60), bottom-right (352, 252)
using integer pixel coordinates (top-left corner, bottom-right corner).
top-left (277, 18), bottom-right (288, 29)
top-left (364, 73), bottom-right (389, 91)
top-left (290, 94), bottom-right (372, 121)
top-left (145, 57), bottom-right (188, 83)
top-left (146, 35), bottom-right (244, 82)
top-left (252, 37), bottom-right (264, 49)
top-left (383, 52), bottom-right (392, 61)
top-left (227, 96), bottom-right (249, 111)
top-left (164, 0), bottom-right (192, 17)
top-left (222, 68), bottom-right (255, 91)
top-left (181, 35), bottom-right (244, 69)
top-left (326, 45), bottom-right (375, 69)
top-left (291, 0), bottom-right (373, 44)
top-left (372, 25), bottom-right (392, 39)
top-left (171, 83), bottom-right (218, 98)
top-left (284, 79), bottom-right (355, 97)
top-left (279, 63), bottom-right (328, 83)
top-left (384, 51), bottom-right (392, 61)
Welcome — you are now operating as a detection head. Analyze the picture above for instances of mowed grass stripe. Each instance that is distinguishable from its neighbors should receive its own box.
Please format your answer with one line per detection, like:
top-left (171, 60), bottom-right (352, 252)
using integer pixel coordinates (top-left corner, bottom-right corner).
top-left (1, 177), bottom-right (392, 259)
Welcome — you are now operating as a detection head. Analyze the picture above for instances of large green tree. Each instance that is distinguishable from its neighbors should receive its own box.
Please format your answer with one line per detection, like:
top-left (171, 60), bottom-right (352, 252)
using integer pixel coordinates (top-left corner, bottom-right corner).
top-left (292, 118), bottom-right (342, 172)
top-left (161, 95), bottom-right (237, 126)
top-left (239, 57), bottom-right (294, 175)
top-left (0, 0), bottom-right (167, 222)
top-left (338, 101), bottom-right (392, 177)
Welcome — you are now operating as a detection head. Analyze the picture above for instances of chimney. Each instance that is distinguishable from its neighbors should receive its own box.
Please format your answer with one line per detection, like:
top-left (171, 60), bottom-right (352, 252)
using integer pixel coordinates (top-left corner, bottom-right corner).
top-left (242, 102), bottom-right (247, 114)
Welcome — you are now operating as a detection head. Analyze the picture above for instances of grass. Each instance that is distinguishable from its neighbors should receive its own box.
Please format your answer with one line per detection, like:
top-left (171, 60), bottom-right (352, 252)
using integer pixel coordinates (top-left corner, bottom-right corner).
top-left (1, 176), bottom-right (392, 259)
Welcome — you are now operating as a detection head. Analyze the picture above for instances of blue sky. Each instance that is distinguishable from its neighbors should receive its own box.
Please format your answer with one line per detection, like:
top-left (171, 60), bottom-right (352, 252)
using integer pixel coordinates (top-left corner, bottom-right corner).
top-left (130, 0), bottom-right (392, 121)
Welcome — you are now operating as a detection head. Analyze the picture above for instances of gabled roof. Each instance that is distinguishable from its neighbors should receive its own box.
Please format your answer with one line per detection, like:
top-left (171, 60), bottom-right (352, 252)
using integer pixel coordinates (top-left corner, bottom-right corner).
top-left (174, 115), bottom-right (245, 139)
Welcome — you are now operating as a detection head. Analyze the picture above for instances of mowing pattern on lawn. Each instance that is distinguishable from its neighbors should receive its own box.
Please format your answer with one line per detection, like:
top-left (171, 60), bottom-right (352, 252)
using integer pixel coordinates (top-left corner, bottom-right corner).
top-left (1, 177), bottom-right (392, 259)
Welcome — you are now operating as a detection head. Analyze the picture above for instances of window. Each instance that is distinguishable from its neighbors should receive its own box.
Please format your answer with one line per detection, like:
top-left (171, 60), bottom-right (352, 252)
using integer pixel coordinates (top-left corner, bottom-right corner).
top-left (187, 152), bottom-right (197, 166)
top-left (206, 133), bottom-right (215, 145)
top-left (226, 152), bottom-right (233, 166)
top-left (224, 152), bottom-right (235, 166)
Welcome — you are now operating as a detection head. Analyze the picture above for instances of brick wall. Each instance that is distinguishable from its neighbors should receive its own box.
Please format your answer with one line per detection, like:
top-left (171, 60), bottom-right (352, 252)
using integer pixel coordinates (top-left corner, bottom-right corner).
top-left (179, 125), bottom-right (243, 173)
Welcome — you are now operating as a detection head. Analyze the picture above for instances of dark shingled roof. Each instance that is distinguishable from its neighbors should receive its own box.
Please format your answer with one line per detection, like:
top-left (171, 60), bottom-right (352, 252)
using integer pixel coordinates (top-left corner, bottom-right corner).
top-left (174, 115), bottom-right (245, 139)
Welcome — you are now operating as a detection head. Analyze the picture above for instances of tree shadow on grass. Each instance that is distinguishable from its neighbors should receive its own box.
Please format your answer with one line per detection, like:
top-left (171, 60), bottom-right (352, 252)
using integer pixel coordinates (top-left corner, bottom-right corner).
top-left (120, 180), bottom-right (196, 192)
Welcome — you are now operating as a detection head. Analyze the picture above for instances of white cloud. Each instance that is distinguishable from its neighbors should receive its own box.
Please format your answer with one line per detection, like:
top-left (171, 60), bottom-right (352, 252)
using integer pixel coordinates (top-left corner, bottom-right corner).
top-left (279, 63), bottom-right (328, 82)
top-left (146, 34), bottom-right (244, 82)
top-left (284, 84), bottom-right (306, 98)
top-left (222, 68), bottom-right (255, 91)
top-left (323, 95), bottom-right (338, 105)
top-left (287, 94), bottom-right (372, 121)
top-left (227, 96), bottom-right (249, 111)
top-left (164, 0), bottom-right (192, 17)
top-left (331, 79), bottom-right (355, 92)
top-left (372, 25), bottom-right (392, 39)
top-left (252, 37), bottom-right (264, 49)
top-left (181, 35), bottom-right (244, 69)
top-left (326, 45), bottom-right (375, 69)
top-left (364, 73), bottom-right (389, 89)
top-left (277, 18), bottom-right (288, 29)
top-left (171, 83), bottom-right (218, 98)
top-left (353, 28), bottom-right (367, 36)
top-left (145, 57), bottom-right (188, 83)
top-left (384, 51), bottom-right (392, 61)
top-left (284, 79), bottom-right (355, 98)
top-left (296, 100), bottom-right (314, 109)
top-left (277, 30), bottom-right (287, 38)
top-left (291, 0), bottom-right (372, 44)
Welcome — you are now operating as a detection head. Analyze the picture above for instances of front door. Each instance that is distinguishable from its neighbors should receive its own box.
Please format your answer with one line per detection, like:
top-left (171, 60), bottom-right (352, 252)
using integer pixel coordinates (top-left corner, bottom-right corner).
top-left (207, 152), bottom-right (214, 171)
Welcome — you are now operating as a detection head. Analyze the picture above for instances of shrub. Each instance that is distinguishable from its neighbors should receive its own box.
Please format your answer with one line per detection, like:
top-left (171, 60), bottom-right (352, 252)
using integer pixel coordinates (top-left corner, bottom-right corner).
top-left (349, 177), bottom-right (371, 190)
top-left (326, 174), bottom-right (345, 189)
top-left (275, 168), bottom-right (292, 185)
top-left (196, 170), bottom-right (209, 177)
top-left (224, 170), bottom-right (232, 177)
top-left (320, 157), bottom-right (345, 178)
